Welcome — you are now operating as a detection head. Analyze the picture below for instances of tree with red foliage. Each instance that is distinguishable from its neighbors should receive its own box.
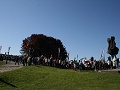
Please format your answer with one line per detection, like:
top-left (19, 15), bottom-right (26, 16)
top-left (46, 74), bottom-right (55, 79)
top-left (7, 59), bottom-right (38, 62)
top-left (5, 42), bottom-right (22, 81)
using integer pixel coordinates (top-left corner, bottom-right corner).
top-left (20, 34), bottom-right (67, 60)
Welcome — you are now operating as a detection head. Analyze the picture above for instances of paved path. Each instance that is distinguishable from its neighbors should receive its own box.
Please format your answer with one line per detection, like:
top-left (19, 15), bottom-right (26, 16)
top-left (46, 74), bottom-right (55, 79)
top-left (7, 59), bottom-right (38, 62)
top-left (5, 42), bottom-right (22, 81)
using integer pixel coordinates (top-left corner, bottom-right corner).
top-left (0, 61), bottom-right (23, 73)
top-left (99, 68), bottom-right (120, 73)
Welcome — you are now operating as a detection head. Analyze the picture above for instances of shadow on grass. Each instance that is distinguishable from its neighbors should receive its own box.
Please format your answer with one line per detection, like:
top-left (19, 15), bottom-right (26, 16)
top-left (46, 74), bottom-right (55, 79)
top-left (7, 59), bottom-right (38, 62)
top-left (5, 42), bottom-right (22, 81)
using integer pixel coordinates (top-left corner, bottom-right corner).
top-left (0, 77), bottom-right (17, 88)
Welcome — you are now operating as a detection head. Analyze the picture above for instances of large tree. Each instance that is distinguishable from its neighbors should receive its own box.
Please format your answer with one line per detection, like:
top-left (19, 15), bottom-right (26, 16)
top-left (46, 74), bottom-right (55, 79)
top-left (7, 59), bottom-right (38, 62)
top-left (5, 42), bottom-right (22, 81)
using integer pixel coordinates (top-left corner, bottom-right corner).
top-left (20, 34), bottom-right (67, 60)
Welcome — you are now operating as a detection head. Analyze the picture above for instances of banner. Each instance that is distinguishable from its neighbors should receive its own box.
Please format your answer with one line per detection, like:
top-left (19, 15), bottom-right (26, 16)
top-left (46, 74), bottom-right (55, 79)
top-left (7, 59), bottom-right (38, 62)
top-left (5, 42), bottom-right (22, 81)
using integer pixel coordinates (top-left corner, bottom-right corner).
top-left (100, 48), bottom-right (105, 61)
top-left (8, 46), bottom-right (11, 53)
top-left (77, 54), bottom-right (78, 60)
top-left (68, 52), bottom-right (70, 60)
top-left (0, 45), bottom-right (2, 53)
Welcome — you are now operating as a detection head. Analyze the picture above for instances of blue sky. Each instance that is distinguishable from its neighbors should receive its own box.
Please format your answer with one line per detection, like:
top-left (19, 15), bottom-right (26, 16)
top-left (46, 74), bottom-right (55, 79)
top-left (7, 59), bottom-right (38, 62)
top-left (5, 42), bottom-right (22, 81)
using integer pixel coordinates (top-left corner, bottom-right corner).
top-left (0, 0), bottom-right (120, 60)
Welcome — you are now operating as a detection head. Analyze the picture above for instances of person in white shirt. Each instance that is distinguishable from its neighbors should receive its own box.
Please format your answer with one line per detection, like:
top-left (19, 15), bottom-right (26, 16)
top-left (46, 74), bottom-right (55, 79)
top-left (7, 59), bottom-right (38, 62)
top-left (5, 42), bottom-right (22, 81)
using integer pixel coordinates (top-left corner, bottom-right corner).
top-left (113, 60), bottom-right (117, 69)
top-left (107, 60), bottom-right (111, 69)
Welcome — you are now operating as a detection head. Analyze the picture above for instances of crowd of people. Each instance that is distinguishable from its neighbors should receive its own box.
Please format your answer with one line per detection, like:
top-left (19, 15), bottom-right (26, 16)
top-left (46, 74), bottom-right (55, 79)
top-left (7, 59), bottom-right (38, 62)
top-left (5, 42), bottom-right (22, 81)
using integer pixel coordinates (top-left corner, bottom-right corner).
top-left (14, 56), bottom-right (120, 71)
top-left (0, 54), bottom-right (119, 72)
top-left (69, 58), bottom-right (119, 72)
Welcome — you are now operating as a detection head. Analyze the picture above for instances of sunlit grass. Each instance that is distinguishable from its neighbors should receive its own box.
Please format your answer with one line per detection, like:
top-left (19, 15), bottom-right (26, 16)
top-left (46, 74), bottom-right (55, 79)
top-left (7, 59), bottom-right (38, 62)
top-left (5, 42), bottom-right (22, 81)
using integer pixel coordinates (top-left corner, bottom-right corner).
top-left (0, 66), bottom-right (120, 90)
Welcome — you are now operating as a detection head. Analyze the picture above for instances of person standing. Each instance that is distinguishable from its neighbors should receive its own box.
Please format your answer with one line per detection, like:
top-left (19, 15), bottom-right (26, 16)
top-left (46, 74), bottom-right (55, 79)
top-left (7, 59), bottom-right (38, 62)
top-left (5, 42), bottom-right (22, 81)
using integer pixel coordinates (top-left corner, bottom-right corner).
top-left (116, 58), bottom-right (119, 68)
top-left (74, 60), bottom-right (77, 71)
top-left (107, 60), bottom-right (111, 69)
top-left (79, 60), bottom-right (83, 71)
top-left (113, 60), bottom-right (117, 69)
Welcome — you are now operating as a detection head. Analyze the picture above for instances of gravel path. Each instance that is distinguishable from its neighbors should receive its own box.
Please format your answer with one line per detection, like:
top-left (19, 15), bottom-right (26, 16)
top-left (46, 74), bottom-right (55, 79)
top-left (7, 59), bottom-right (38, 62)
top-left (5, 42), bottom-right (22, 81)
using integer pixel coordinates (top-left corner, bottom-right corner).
top-left (0, 61), bottom-right (23, 73)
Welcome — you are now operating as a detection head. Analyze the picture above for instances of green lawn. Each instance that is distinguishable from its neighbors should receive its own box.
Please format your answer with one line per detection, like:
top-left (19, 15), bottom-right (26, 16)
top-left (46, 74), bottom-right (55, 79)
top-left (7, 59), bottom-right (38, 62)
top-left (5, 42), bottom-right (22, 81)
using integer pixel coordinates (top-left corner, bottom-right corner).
top-left (0, 66), bottom-right (120, 90)
top-left (0, 61), bottom-right (6, 66)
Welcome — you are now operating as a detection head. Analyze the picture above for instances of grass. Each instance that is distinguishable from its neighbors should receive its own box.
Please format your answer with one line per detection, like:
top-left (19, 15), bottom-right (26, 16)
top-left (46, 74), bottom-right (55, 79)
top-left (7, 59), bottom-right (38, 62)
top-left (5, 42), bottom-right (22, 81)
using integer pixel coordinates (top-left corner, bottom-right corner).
top-left (0, 66), bottom-right (120, 90)
top-left (0, 61), bottom-right (6, 66)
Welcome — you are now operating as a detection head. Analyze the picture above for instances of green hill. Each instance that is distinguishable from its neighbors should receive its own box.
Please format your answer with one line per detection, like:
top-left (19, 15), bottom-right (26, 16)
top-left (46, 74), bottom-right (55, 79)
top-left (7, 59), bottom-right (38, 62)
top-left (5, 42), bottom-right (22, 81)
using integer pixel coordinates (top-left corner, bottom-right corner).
top-left (0, 66), bottom-right (120, 90)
